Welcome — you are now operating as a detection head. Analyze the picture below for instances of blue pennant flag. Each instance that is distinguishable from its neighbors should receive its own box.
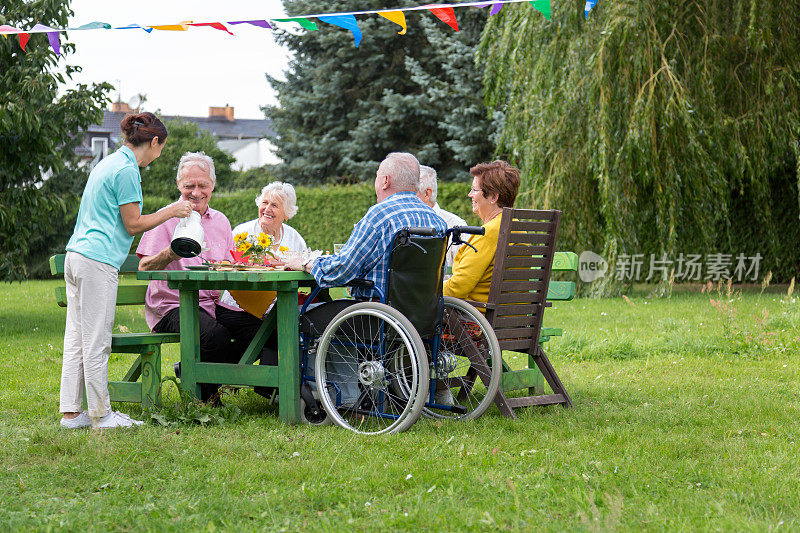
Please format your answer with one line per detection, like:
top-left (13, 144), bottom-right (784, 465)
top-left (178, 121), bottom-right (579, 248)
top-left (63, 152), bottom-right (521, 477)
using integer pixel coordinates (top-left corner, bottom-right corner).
top-left (317, 14), bottom-right (362, 47)
top-left (115, 23), bottom-right (153, 33)
top-left (584, 0), bottom-right (598, 18)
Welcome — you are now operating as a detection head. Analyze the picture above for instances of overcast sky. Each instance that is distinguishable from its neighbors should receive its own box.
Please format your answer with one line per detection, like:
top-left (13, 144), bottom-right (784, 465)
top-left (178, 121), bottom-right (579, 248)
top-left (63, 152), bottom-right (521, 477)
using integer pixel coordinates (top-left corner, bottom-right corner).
top-left (58, 0), bottom-right (290, 119)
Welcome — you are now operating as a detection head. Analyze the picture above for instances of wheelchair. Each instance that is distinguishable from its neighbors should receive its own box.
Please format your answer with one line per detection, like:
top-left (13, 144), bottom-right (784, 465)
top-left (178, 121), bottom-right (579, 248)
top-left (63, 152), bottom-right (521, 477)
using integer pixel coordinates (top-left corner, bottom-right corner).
top-left (296, 226), bottom-right (503, 435)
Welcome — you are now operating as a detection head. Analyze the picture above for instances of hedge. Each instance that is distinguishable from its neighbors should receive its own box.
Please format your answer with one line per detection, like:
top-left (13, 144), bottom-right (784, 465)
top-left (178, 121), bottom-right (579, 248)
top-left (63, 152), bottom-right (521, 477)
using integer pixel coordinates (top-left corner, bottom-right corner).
top-left (141, 182), bottom-right (479, 252)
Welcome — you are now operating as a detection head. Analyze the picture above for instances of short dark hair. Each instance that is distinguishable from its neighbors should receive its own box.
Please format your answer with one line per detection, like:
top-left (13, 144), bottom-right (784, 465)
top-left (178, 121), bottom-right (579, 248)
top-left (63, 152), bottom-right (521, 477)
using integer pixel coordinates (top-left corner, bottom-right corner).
top-left (469, 160), bottom-right (521, 208)
top-left (120, 112), bottom-right (168, 147)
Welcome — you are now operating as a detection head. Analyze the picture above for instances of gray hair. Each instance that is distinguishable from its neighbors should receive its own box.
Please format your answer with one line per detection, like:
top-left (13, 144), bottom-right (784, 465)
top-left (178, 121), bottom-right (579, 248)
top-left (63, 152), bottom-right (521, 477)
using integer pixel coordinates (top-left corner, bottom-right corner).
top-left (380, 152), bottom-right (420, 192)
top-left (177, 151), bottom-right (216, 185)
top-left (255, 181), bottom-right (298, 218)
top-left (418, 165), bottom-right (438, 204)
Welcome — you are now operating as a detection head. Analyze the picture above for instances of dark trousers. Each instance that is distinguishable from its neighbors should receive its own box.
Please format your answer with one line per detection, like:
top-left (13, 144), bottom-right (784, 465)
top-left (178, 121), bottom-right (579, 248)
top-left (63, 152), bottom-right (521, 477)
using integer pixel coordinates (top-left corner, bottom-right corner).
top-left (153, 305), bottom-right (277, 401)
top-left (216, 306), bottom-right (278, 399)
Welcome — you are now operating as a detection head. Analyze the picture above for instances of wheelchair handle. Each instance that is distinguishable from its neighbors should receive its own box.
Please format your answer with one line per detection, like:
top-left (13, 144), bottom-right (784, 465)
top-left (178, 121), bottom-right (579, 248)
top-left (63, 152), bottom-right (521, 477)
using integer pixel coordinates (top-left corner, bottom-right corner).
top-left (450, 225), bottom-right (485, 236)
top-left (404, 227), bottom-right (438, 237)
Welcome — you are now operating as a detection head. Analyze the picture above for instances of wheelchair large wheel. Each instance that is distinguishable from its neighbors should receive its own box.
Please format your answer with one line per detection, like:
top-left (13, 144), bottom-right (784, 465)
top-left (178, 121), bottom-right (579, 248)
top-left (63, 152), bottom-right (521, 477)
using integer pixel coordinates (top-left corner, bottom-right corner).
top-left (424, 296), bottom-right (502, 420)
top-left (314, 302), bottom-right (429, 435)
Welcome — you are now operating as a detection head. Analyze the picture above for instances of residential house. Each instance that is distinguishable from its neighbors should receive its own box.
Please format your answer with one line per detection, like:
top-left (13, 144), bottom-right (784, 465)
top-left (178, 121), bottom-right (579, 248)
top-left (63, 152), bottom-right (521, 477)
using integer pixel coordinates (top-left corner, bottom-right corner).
top-left (78, 102), bottom-right (278, 170)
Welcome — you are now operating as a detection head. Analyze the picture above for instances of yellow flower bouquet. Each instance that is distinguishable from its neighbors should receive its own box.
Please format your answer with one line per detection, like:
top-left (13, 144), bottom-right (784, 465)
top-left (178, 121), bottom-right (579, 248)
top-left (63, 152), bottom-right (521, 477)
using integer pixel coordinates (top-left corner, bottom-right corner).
top-left (232, 231), bottom-right (279, 264)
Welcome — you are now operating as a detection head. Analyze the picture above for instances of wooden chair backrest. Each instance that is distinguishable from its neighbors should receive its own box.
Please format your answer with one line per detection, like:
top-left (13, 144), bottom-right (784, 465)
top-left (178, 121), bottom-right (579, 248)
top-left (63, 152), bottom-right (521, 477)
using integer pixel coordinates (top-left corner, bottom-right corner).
top-left (485, 208), bottom-right (562, 353)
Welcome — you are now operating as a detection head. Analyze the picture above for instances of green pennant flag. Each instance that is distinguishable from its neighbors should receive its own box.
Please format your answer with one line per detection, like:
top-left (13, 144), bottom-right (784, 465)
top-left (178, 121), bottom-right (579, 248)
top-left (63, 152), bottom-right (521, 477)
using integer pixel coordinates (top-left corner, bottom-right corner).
top-left (70, 21), bottom-right (112, 30)
top-left (273, 17), bottom-right (318, 31)
top-left (530, 0), bottom-right (551, 20)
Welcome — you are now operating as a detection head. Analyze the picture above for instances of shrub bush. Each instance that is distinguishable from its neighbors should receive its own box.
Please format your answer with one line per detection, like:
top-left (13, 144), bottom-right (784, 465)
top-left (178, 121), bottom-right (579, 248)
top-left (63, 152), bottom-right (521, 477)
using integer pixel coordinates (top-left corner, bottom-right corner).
top-left (142, 181), bottom-right (479, 252)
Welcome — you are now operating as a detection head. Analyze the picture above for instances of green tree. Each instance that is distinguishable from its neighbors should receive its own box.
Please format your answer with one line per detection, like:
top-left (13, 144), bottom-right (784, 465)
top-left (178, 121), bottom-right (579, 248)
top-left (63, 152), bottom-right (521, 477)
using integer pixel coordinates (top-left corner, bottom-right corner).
top-left (0, 1), bottom-right (111, 281)
top-left (266, 1), bottom-right (495, 184)
top-left (140, 118), bottom-right (236, 197)
top-left (479, 0), bottom-right (800, 291)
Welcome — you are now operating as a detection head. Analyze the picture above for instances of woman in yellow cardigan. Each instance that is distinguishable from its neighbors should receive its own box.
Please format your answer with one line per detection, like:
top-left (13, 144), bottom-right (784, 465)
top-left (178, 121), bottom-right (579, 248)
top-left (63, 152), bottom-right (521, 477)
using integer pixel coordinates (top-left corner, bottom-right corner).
top-left (443, 160), bottom-right (521, 304)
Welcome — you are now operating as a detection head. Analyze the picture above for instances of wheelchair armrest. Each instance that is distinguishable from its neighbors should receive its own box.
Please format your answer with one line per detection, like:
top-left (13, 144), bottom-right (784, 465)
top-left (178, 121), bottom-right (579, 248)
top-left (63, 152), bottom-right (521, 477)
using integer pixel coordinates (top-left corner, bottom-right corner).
top-left (346, 279), bottom-right (375, 290)
top-left (464, 299), bottom-right (494, 309)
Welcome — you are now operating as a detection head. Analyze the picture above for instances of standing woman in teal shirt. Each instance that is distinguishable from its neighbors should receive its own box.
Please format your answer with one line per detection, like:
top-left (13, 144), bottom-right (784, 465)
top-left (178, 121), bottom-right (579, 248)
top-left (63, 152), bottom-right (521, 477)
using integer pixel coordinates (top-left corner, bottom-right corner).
top-left (60, 112), bottom-right (193, 429)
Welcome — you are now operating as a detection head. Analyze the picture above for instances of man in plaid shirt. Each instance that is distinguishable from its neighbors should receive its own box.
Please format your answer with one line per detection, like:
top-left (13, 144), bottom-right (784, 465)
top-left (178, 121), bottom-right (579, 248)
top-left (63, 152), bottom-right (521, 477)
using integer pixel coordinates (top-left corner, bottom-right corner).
top-left (287, 152), bottom-right (447, 299)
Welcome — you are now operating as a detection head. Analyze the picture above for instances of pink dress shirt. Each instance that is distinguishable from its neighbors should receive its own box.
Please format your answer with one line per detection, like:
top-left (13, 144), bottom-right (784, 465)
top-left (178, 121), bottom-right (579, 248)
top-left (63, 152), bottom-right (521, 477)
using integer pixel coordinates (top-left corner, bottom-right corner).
top-left (136, 206), bottom-right (234, 330)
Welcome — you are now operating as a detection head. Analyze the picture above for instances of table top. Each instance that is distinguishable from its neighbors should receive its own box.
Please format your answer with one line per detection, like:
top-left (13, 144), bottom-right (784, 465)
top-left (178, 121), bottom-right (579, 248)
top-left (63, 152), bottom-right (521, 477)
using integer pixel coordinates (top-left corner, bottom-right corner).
top-left (137, 268), bottom-right (315, 290)
top-left (138, 268), bottom-right (313, 282)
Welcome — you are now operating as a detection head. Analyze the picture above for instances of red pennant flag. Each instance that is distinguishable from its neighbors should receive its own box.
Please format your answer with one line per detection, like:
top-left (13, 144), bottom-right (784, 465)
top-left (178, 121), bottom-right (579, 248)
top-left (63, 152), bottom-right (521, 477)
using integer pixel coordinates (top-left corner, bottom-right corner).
top-left (18, 32), bottom-right (30, 51)
top-left (188, 22), bottom-right (234, 35)
top-left (425, 5), bottom-right (459, 32)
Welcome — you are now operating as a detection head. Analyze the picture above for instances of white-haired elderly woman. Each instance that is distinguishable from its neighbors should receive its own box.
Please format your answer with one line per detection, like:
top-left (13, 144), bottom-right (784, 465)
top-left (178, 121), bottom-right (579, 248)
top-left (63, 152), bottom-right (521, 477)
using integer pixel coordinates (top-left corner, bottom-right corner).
top-left (219, 182), bottom-right (307, 316)
top-left (232, 181), bottom-right (306, 259)
top-left (218, 181), bottom-right (307, 400)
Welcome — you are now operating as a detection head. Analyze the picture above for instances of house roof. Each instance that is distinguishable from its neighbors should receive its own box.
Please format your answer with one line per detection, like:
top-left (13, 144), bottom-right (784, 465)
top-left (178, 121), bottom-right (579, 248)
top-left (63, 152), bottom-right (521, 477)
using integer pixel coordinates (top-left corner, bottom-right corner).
top-left (92, 110), bottom-right (274, 140)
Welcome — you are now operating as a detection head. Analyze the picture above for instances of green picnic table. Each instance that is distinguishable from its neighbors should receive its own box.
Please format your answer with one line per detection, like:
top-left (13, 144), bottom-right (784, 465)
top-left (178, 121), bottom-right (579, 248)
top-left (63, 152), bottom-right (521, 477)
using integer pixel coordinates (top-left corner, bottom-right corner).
top-left (137, 269), bottom-right (315, 424)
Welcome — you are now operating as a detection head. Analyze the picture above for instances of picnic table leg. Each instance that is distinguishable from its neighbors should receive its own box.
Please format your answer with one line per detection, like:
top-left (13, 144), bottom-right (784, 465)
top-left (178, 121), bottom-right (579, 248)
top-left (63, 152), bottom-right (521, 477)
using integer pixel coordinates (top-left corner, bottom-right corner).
top-left (179, 289), bottom-right (202, 401)
top-left (276, 282), bottom-right (300, 424)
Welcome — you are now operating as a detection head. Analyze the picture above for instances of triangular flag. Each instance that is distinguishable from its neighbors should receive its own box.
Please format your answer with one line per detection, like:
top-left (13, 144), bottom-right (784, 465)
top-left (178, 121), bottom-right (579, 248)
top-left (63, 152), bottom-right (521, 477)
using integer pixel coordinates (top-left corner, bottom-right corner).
top-left (115, 24), bottom-right (154, 33)
top-left (229, 20), bottom-right (272, 29)
top-left (530, 0), bottom-right (551, 20)
top-left (584, 0), bottom-right (598, 18)
top-left (378, 11), bottom-right (407, 35)
top-left (490, 4), bottom-right (504, 15)
top-left (317, 14), bottom-right (362, 47)
top-left (31, 24), bottom-right (60, 56)
top-left (426, 5), bottom-right (459, 32)
top-left (70, 22), bottom-right (111, 30)
top-left (19, 33), bottom-right (30, 51)
top-left (150, 21), bottom-right (193, 31)
top-left (0, 25), bottom-right (21, 37)
top-left (189, 22), bottom-right (235, 36)
top-left (272, 18), bottom-right (317, 31)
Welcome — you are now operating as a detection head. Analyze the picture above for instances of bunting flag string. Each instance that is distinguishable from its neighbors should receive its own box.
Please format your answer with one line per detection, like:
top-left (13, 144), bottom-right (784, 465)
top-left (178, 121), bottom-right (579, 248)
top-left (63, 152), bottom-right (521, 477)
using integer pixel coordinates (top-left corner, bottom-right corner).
top-left (0, 0), bottom-right (594, 54)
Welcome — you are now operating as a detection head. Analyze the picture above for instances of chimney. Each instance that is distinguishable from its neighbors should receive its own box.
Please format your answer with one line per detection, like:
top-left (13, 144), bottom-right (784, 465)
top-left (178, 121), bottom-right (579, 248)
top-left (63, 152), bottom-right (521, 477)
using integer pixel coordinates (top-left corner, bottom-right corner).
top-left (112, 101), bottom-right (134, 113)
top-left (209, 105), bottom-right (235, 122)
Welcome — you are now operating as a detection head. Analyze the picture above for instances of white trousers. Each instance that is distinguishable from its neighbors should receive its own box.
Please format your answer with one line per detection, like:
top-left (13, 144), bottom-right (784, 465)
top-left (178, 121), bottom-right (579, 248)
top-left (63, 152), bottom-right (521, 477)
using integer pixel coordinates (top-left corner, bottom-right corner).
top-left (59, 251), bottom-right (119, 418)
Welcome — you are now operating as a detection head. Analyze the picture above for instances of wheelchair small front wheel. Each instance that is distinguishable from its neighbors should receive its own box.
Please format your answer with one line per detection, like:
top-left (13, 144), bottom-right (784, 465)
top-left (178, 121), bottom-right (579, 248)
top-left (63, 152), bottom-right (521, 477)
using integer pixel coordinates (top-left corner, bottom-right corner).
top-left (300, 398), bottom-right (332, 426)
top-left (315, 302), bottom-right (429, 435)
top-left (424, 296), bottom-right (502, 420)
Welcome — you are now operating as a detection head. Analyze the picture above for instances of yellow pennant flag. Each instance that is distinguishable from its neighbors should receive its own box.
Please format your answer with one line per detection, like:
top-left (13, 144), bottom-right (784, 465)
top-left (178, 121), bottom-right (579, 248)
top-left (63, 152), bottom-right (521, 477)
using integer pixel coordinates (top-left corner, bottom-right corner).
top-left (378, 11), bottom-right (407, 35)
top-left (150, 20), bottom-right (193, 31)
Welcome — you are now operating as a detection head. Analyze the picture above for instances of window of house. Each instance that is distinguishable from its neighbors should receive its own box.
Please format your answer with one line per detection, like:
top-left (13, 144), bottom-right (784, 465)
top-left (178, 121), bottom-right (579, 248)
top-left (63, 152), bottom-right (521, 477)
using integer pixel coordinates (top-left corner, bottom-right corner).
top-left (91, 137), bottom-right (108, 160)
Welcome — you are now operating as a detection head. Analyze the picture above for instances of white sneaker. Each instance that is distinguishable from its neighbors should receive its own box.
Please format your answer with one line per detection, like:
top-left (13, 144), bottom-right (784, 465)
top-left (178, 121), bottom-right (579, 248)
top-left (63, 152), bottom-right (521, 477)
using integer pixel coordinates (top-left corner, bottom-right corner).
top-left (93, 411), bottom-right (145, 429)
top-left (434, 388), bottom-right (455, 407)
top-left (60, 412), bottom-right (91, 429)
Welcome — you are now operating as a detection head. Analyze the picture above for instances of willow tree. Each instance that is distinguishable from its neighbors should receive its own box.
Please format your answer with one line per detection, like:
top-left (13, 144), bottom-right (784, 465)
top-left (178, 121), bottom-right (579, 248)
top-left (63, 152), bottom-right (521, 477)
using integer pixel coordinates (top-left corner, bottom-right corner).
top-left (479, 0), bottom-right (800, 293)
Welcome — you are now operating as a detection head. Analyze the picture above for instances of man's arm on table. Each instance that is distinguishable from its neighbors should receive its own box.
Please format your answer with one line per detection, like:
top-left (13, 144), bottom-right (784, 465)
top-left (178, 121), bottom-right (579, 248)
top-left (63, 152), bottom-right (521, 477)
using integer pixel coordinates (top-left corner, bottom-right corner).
top-left (138, 247), bottom-right (181, 271)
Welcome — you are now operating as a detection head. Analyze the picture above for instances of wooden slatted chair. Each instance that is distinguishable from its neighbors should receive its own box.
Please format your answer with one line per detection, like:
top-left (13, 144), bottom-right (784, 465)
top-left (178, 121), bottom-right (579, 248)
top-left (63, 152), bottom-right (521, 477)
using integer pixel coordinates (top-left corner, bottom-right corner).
top-left (464, 208), bottom-right (573, 417)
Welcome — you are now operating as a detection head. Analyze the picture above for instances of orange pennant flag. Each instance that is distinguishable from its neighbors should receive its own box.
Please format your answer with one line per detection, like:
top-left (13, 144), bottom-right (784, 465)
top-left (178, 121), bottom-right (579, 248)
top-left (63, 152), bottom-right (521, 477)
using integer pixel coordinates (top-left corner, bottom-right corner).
top-left (426, 5), bottom-right (459, 32)
top-left (150, 20), bottom-right (193, 31)
top-left (378, 11), bottom-right (407, 35)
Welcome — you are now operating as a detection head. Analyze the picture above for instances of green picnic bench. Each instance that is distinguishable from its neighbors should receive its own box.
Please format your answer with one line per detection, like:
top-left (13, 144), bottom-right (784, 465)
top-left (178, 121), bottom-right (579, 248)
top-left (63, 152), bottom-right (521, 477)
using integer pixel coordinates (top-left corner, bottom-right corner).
top-left (50, 254), bottom-right (179, 409)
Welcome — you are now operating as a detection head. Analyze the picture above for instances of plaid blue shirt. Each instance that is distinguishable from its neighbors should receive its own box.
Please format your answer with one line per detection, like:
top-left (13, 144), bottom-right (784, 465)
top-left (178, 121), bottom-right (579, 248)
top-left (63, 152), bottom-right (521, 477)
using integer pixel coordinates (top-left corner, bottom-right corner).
top-left (310, 191), bottom-right (448, 299)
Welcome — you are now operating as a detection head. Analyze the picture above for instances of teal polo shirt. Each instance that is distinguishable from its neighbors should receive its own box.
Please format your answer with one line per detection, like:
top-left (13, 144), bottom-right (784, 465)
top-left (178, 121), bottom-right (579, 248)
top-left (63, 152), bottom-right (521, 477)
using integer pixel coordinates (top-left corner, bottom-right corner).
top-left (66, 146), bottom-right (143, 269)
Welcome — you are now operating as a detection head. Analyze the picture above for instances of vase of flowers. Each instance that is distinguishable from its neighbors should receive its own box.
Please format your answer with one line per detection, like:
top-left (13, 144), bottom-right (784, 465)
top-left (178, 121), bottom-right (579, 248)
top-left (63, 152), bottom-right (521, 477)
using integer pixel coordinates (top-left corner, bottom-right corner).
top-left (233, 231), bottom-right (279, 265)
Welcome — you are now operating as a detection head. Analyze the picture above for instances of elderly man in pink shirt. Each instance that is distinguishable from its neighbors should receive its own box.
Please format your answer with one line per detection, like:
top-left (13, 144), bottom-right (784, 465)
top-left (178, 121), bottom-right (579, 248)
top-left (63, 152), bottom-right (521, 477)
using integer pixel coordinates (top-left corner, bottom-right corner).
top-left (137, 151), bottom-right (241, 403)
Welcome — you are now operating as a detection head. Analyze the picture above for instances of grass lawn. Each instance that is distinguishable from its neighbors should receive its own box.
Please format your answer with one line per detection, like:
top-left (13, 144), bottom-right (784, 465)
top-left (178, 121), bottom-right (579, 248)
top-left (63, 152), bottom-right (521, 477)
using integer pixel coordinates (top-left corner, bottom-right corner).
top-left (1, 279), bottom-right (799, 531)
